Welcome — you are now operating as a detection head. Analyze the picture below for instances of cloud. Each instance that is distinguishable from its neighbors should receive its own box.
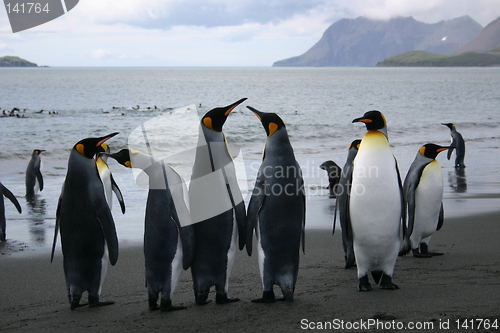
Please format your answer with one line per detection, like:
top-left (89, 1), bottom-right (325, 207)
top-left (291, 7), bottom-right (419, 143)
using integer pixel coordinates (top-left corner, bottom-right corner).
top-left (75, 0), bottom-right (325, 30)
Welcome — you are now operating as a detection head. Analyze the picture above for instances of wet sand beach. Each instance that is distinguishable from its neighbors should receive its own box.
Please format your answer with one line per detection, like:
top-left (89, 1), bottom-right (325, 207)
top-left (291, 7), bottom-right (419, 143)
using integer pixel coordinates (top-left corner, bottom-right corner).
top-left (1, 205), bottom-right (499, 332)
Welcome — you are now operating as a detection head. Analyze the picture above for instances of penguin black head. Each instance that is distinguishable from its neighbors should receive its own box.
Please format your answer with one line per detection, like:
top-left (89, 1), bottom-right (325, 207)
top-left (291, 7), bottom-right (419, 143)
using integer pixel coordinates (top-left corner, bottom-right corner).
top-left (74, 132), bottom-right (119, 159)
top-left (247, 106), bottom-right (286, 137)
top-left (201, 98), bottom-right (247, 132)
top-left (352, 110), bottom-right (387, 131)
top-left (106, 149), bottom-right (133, 168)
top-left (441, 123), bottom-right (455, 131)
top-left (33, 149), bottom-right (45, 155)
top-left (419, 143), bottom-right (449, 160)
top-left (348, 139), bottom-right (362, 150)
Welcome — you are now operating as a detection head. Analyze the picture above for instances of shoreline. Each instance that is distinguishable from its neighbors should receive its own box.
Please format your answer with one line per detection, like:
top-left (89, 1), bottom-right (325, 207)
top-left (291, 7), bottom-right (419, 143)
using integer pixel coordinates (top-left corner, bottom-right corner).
top-left (1, 210), bottom-right (499, 332)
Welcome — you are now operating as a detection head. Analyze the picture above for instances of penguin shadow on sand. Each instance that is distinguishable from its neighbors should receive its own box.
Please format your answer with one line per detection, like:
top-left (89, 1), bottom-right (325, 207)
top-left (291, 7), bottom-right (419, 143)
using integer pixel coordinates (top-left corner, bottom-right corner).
top-left (26, 196), bottom-right (47, 245)
top-left (448, 167), bottom-right (467, 193)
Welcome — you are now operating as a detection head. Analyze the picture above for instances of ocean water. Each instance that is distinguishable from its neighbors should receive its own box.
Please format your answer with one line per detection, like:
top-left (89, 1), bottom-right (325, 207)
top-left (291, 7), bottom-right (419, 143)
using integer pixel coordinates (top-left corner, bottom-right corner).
top-left (0, 67), bottom-right (499, 255)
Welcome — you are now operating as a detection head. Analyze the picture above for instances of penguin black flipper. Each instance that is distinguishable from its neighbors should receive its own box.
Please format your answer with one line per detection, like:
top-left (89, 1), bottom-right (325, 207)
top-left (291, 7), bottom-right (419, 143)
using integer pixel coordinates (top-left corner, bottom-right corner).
top-left (35, 169), bottom-right (44, 192)
top-left (94, 199), bottom-right (119, 265)
top-left (447, 142), bottom-right (455, 161)
top-left (396, 158), bottom-right (411, 256)
top-left (110, 174), bottom-right (126, 214)
top-left (2, 184), bottom-right (22, 214)
top-left (180, 224), bottom-right (195, 270)
top-left (246, 177), bottom-right (267, 256)
top-left (51, 194), bottom-right (62, 263)
top-left (436, 203), bottom-right (444, 231)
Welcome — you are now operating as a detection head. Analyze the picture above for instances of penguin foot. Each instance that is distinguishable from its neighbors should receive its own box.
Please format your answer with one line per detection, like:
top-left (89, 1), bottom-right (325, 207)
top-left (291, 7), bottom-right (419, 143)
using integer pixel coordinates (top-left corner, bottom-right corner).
top-left (379, 274), bottom-right (399, 290)
top-left (251, 290), bottom-right (276, 303)
top-left (69, 294), bottom-right (87, 311)
top-left (149, 303), bottom-right (160, 311)
top-left (160, 299), bottom-right (187, 312)
top-left (89, 296), bottom-right (115, 308)
top-left (215, 293), bottom-right (239, 304)
top-left (195, 295), bottom-right (212, 306)
top-left (357, 276), bottom-right (372, 292)
top-left (412, 249), bottom-right (432, 258)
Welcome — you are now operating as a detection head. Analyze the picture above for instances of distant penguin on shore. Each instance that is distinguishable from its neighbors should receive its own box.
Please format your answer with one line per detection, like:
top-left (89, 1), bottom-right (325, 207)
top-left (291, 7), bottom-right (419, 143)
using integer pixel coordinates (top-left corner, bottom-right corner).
top-left (1, 181), bottom-right (22, 241)
top-left (442, 123), bottom-right (465, 168)
top-left (400, 144), bottom-right (449, 258)
top-left (319, 160), bottom-right (341, 198)
top-left (25, 149), bottom-right (45, 198)
top-left (106, 149), bottom-right (194, 311)
top-left (334, 139), bottom-right (361, 269)
top-left (350, 111), bottom-right (405, 291)
top-left (246, 106), bottom-right (305, 303)
top-left (51, 133), bottom-right (119, 310)
top-left (189, 98), bottom-right (247, 305)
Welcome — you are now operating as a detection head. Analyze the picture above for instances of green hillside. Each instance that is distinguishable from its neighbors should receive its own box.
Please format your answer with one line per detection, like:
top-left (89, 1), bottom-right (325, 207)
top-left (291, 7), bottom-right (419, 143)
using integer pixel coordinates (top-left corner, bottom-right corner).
top-left (0, 56), bottom-right (38, 67)
top-left (376, 50), bottom-right (500, 67)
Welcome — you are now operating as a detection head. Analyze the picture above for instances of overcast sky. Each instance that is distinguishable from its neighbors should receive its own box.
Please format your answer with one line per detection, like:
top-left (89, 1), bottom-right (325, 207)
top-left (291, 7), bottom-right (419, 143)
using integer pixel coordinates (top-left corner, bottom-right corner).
top-left (1, 0), bottom-right (499, 66)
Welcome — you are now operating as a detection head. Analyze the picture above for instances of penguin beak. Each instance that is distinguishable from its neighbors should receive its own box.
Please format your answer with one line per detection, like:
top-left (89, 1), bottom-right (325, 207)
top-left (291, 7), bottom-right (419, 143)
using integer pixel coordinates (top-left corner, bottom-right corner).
top-left (223, 98), bottom-right (248, 116)
top-left (437, 147), bottom-right (450, 153)
top-left (96, 132), bottom-right (119, 147)
top-left (352, 117), bottom-right (372, 124)
top-left (247, 106), bottom-right (263, 120)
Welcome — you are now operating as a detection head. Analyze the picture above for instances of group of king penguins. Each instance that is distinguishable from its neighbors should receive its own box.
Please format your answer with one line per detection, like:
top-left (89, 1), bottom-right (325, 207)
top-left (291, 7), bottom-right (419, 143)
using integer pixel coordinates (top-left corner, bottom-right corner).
top-left (329, 111), bottom-right (465, 291)
top-left (1, 99), bottom-right (465, 311)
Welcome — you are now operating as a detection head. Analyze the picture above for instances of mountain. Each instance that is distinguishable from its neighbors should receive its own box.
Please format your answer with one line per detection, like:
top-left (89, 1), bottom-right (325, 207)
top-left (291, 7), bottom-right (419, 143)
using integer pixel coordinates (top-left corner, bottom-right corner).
top-left (0, 56), bottom-right (38, 67)
top-left (376, 50), bottom-right (500, 67)
top-left (273, 16), bottom-right (482, 67)
top-left (450, 16), bottom-right (500, 55)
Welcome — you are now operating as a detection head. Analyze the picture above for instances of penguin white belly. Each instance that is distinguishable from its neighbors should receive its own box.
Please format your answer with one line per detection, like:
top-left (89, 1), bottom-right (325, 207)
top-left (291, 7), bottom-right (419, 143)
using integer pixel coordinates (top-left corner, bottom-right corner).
top-left (256, 221), bottom-right (265, 286)
top-left (98, 244), bottom-right (109, 295)
top-left (350, 143), bottom-right (401, 276)
top-left (170, 235), bottom-right (184, 298)
top-left (410, 160), bottom-right (443, 247)
top-left (224, 218), bottom-right (238, 293)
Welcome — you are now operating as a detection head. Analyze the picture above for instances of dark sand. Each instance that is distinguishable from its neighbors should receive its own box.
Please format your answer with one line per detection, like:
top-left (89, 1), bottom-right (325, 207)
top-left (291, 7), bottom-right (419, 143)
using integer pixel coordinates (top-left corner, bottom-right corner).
top-left (1, 211), bottom-right (499, 332)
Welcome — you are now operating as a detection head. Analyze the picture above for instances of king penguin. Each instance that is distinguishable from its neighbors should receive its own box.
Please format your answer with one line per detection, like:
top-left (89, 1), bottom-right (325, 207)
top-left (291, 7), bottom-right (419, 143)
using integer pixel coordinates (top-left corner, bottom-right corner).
top-left (51, 132), bottom-right (120, 310)
top-left (246, 106), bottom-right (305, 303)
top-left (25, 149), bottom-right (45, 199)
top-left (442, 123), bottom-right (465, 168)
top-left (334, 139), bottom-right (361, 269)
top-left (1, 181), bottom-right (22, 241)
top-left (400, 144), bottom-right (449, 258)
top-left (106, 149), bottom-right (194, 311)
top-left (189, 98), bottom-right (247, 305)
top-left (96, 144), bottom-right (125, 214)
top-left (350, 111), bottom-right (405, 291)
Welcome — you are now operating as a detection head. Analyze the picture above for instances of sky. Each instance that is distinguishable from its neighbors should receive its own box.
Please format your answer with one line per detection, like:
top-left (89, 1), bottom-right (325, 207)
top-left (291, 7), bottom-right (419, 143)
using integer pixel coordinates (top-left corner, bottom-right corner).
top-left (1, 0), bottom-right (499, 67)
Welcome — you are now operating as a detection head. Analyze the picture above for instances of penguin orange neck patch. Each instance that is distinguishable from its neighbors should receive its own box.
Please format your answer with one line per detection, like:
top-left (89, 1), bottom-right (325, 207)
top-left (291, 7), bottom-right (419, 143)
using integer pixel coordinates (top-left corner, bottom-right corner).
top-left (76, 143), bottom-right (85, 156)
top-left (268, 122), bottom-right (278, 137)
top-left (203, 117), bottom-right (213, 130)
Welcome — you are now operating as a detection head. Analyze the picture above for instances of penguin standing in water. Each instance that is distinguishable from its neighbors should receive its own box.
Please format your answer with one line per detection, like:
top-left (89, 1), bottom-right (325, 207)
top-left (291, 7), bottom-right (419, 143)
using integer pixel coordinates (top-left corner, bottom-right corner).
top-left (246, 106), bottom-right (305, 303)
top-left (442, 123), bottom-right (465, 168)
top-left (350, 111), bottom-right (405, 291)
top-left (189, 98), bottom-right (247, 305)
top-left (334, 139), bottom-right (361, 269)
top-left (319, 160), bottom-right (341, 198)
top-left (96, 144), bottom-right (125, 214)
top-left (25, 149), bottom-right (45, 198)
top-left (51, 133), bottom-right (119, 310)
top-left (1, 181), bottom-right (22, 241)
top-left (106, 149), bottom-right (194, 311)
top-left (400, 144), bottom-right (449, 258)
